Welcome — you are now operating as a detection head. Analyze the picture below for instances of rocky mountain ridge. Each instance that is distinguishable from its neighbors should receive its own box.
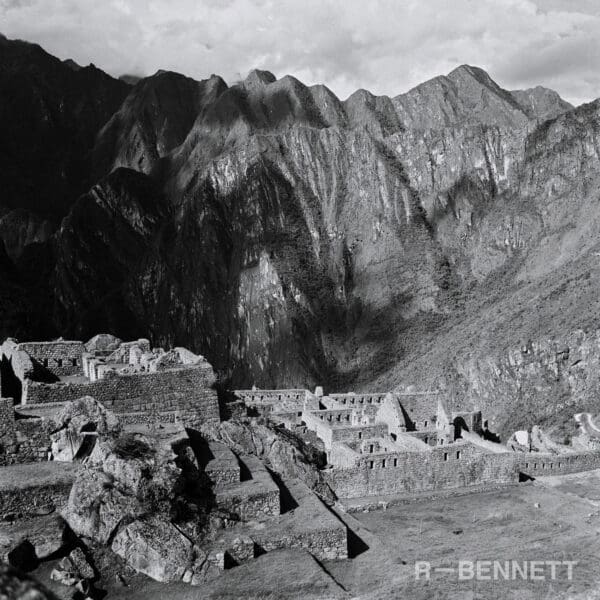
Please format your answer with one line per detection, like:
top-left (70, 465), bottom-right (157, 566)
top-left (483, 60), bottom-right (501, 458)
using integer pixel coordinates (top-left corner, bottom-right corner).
top-left (1, 34), bottom-right (598, 437)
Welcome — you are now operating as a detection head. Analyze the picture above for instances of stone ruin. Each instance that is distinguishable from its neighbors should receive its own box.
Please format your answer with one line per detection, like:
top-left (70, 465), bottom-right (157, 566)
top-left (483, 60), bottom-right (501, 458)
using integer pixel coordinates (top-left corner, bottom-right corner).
top-left (0, 335), bottom-right (349, 594)
top-left (3, 333), bottom-right (600, 593)
top-left (234, 386), bottom-right (600, 504)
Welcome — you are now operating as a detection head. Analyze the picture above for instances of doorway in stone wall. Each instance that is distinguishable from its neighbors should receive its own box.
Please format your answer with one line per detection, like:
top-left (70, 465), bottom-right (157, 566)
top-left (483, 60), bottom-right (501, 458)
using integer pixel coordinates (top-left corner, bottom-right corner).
top-left (0, 355), bottom-right (22, 403)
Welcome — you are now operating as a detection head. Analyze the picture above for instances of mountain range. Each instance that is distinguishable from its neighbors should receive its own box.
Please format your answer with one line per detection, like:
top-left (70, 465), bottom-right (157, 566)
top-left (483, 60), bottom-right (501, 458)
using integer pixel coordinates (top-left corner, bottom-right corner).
top-left (2, 33), bottom-right (600, 438)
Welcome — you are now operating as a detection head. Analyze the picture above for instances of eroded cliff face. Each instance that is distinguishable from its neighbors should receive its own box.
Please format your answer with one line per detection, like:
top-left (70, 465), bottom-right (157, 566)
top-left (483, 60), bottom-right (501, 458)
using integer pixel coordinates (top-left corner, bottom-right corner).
top-left (454, 331), bottom-right (600, 440)
top-left (2, 36), bottom-right (600, 433)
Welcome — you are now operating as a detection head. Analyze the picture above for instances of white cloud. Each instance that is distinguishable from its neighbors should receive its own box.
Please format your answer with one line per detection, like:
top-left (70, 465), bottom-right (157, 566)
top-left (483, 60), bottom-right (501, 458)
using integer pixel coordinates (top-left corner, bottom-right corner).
top-left (1, 0), bottom-right (599, 105)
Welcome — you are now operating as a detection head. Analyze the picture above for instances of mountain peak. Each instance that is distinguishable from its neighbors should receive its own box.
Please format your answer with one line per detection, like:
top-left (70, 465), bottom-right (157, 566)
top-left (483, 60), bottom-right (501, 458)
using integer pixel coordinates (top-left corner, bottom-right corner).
top-left (510, 86), bottom-right (573, 120)
top-left (448, 64), bottom-right (489, 79)
top-left (63, 58), bottom-right (82, 71)
top-left (244, 69), bottom-right (276, 87)
top-left (447, 64), bottom-right (507, 95)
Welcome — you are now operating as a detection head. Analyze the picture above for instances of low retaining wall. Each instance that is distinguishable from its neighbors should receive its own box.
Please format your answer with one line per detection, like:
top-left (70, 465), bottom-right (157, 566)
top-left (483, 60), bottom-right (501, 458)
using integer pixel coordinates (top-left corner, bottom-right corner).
top-left (250, 479), bottom-right (348, 560)
top-left (252, 522), bottom-right (347, 561)
top-left (215, 456), bottom-right (280, 520)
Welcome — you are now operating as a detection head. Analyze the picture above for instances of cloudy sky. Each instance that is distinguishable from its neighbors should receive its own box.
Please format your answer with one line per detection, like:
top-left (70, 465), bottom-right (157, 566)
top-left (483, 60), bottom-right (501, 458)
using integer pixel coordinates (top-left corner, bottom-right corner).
top-left (1, 0), bottom-right (599, 105)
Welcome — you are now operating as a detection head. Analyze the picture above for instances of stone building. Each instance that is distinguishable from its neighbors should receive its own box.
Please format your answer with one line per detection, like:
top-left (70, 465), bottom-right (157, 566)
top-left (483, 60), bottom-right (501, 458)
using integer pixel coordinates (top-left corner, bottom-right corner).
top-left (0, 334), bottom-right (221, 465)
top-left (234, 386), bottom-right (600, 501)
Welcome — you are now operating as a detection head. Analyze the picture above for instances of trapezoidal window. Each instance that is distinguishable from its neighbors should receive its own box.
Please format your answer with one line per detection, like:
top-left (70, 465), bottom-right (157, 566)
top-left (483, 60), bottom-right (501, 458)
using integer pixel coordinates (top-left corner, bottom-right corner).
top-left (72, 358), bottom-right (78, 366)
top-left (382, 459), bottom-right (386, 468)
top-left (393, 458), bottom-right (398, 467)
top-left (443, 452), bottom-right (448, 461)
top-left (456, 450), bottom-right (461, 459)
top-left (368, 460), bottom-right (374, 469)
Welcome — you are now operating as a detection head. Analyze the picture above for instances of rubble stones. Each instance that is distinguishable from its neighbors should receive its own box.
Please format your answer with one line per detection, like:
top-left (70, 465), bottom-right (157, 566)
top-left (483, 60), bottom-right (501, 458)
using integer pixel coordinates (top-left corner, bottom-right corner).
top-left (0, 562), bottom-right (59, 600)
top-left (66, 547), bottom-right (95, 579)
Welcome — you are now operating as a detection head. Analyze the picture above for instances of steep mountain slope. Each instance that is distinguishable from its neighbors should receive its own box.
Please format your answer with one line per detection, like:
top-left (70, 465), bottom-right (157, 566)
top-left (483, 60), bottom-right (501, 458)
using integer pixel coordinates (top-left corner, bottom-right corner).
top-left (2, 36), bottom-right (600, 439)
top-left (0, 34), bottom-right (129, 221)
top-left (92, 71), bottom-right (227, 177)
top-left (393, 64), bottom-right (531, 130)
top-left (510, 86), bottom-right (573, 121)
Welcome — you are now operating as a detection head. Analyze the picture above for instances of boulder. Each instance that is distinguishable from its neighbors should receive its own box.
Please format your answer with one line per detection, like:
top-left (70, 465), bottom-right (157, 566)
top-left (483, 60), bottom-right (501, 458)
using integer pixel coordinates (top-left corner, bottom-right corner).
top-left (50, 396), bottom-right (121, 462)
top-left (91, 434), bottom-right (181, 503)
top-left (111, 517), bottom-right (193, 582)
top-left (63, 469), bottom-right (144, 544)
top-left (50, 565), bottom-right (78, 587)
top-left (63, 433), bottom-right (183, 545)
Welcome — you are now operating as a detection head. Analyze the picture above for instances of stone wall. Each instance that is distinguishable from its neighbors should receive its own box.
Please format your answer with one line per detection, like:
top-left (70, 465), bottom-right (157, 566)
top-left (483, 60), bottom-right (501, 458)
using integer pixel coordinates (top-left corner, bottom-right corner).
top-left (324, 442), bottom-right (520, 498)
top-left (235, 389), bottom-right (311, 404)
top-left (395, 393), bottom-right (440, 428)
top-left (408, 431), bottom-right (438, 446)
top-left (327, 393), bottom-right (387, 406)
top-left (516, 451), bottom-right (600, 478)
top-left (215, 456), bottom-right (280, 520)
top-left (205, 441), bottom-right (241, 488)
top-left (303, 410), bottom-right (387, 450)
top-left (249, 479), bottom-right (348, 561)
top-left (0, 398), bottom-right (51, 465)
top-left (331, 424), bottom-right (388, 447)
top-left (329, 442), bottom-right (359, 468)
top-left (17, 341), bottom-right (85, 377)
top-left (252, 522), bottom-right (347, 561)
top-left (23, 363), bottom-right (220, 428)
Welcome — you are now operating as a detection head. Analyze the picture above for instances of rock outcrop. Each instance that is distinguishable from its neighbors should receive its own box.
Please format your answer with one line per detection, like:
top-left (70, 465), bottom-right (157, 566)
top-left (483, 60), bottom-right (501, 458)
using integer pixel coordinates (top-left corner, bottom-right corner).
top-left (50, 396), bottom-right (121, 461)
top-left (205, 419), bottom-right (334, 503)
top-left (61, 422), bottom-right (224, 584)
top-left (63, 431), bottom-right (181, 543)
